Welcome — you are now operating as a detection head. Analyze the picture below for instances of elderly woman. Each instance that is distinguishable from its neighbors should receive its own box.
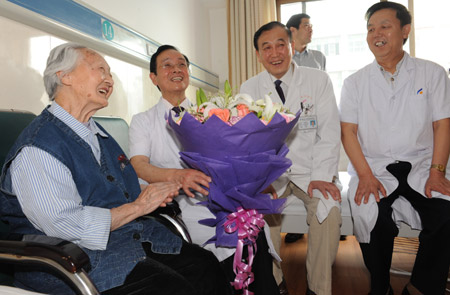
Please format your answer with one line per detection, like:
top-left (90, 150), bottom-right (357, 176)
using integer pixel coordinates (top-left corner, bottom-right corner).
top-left (0, 43), bottom-right (231, 295)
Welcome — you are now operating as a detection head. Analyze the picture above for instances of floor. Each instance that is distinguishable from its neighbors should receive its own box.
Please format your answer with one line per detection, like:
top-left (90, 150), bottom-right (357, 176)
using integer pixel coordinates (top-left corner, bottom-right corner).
top-left (280, 233), bottom-right (449, 295)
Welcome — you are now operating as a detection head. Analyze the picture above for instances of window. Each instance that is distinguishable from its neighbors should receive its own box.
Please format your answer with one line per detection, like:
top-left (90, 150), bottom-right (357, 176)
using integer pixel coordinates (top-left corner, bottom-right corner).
top-left (414, 0), bottom-right (450, 73)
top-left (348, 34), bottom-right (367, 54)
top-left (277, 0), bottom-right (450, 102)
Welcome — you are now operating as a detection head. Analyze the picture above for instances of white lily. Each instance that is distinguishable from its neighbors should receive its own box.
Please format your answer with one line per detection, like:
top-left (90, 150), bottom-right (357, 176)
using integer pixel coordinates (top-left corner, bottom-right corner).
top-left (210, 95), bottom-right (226, 108)
top-left (233, 93), bottom-right (254, 104)
top-left (262, 94), bottom-right (275, 121)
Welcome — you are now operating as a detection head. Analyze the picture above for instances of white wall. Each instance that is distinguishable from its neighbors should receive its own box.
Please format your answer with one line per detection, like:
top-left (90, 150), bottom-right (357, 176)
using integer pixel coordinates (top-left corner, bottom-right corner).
top-left (78, 0), bottom-right (229, 87)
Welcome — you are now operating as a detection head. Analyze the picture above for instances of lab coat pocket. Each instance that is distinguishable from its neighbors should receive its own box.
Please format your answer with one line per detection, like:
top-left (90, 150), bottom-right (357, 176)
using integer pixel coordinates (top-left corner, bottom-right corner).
top-left (409, 86), bottom-right (430, 128)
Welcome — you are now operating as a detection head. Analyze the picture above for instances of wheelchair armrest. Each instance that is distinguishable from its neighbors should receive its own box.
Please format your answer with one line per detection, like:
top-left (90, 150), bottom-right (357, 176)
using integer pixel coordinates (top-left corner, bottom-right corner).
top-left (146, 200), bottom-right (192, 243)
top-left (0, 234), bottom-right (99, 295)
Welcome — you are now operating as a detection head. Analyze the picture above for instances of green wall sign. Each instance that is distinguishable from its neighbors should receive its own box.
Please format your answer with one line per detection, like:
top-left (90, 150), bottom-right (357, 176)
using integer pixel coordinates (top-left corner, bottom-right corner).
top-left (102, 20), bottom-right (114, 40)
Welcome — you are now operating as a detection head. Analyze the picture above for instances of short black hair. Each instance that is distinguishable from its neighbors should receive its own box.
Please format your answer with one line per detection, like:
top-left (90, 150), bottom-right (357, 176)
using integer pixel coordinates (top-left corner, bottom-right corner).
top-left (253, 21), bottom-right (292, 51)
top-left (286, 13), bottom-right (310, 30)
top-left (149, 44), bottom-right (190, 74)
top-left (366, 1), bottom-right (411, 44)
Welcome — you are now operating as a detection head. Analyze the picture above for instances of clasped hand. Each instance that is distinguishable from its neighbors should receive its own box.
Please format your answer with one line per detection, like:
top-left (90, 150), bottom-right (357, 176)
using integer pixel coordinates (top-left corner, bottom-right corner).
top-left (171, 168), bottom-right (211, 198)
top-left (136, 181), bottom-right (182, 215)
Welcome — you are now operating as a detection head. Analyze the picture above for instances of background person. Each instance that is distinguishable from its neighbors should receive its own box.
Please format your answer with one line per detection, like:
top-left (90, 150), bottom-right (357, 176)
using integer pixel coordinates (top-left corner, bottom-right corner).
top-left (286, 13), bottom-right (326, 71)
top-left (340, 2), bottom-right (450, 294)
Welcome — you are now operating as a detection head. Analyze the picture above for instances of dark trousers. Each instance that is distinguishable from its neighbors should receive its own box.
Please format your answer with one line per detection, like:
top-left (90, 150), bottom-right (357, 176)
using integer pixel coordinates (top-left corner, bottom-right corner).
top-left (360, 161), bottom-right (450, 295)
top-left (104, 241), bottom-right (233, 295)
top-left (221, 230), bottom-right (279, 295)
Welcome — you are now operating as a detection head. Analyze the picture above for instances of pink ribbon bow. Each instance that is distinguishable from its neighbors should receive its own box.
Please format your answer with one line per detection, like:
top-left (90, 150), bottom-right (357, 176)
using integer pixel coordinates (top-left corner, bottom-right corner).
top-left (224, 207), bottom-right (265, 295)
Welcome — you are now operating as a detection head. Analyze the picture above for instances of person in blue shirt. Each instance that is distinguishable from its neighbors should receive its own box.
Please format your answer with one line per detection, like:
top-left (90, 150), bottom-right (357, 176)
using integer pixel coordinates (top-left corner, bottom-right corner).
top-left (0, 43), bottom-right (231, 295)
top-left (286, 13), bottom-right (326, 71)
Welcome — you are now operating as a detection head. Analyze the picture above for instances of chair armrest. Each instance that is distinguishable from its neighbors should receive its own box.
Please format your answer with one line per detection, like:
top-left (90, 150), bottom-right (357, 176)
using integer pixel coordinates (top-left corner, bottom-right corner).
top-left (0, 235), bottom-right (99, 295)
top-left (0, 235), bottom-right (89, 273)
top-left (146, 200), bottom-right (192, 243)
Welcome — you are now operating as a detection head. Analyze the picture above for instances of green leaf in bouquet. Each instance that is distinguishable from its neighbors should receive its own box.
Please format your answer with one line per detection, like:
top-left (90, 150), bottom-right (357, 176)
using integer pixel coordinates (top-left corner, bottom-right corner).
top-left (196, 88), bottom-right (207, 106)
top-left (224, 80), bottom-right (232, 99)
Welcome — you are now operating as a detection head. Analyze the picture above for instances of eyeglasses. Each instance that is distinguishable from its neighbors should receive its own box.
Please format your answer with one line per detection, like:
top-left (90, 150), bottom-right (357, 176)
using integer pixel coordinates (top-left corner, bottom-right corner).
top-left (301, 23), bottom-right (313, 30)
top-left (160, 62), bottom-right (188, 71)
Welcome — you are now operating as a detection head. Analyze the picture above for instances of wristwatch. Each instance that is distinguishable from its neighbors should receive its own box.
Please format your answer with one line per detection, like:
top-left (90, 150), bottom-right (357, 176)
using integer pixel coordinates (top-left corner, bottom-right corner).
top-left (430, 164), bottom-right (446, 173)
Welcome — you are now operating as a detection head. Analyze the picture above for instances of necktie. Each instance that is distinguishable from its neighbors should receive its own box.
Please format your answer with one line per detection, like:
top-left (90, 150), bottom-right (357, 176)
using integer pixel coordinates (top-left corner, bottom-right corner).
top-left (172, 106), bottom-right (185, 117)
top-left (274, 80), bottom-right (285, 104)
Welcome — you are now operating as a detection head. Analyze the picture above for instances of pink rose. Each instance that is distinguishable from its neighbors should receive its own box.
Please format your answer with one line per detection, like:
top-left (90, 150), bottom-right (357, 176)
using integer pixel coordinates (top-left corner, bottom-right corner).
top-left (236, 104), bottom-right (250, 118)
top-left (209, 108), bottom-right (230, 123)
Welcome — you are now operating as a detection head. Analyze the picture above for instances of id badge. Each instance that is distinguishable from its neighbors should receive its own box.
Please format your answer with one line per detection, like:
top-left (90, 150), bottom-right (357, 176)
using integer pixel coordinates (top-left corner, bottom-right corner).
top-left (298, 115), bottom-right (317, 130)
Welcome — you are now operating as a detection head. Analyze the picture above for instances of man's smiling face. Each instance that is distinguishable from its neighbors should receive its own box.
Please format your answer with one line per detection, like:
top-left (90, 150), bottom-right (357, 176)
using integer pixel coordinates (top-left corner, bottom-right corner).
top-left (256, 26), bottom-right (294, 79)
top-left (366, 8), bottom-right (410, 64)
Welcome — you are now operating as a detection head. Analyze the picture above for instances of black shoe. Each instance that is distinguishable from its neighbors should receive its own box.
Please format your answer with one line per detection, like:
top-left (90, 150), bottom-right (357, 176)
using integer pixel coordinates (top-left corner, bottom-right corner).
top-left (306, 287), bottom-right (316, 295)
top-left (278, 279), bottom-right (289, 295)
top-left (285, 233), bottom-right (303, 243)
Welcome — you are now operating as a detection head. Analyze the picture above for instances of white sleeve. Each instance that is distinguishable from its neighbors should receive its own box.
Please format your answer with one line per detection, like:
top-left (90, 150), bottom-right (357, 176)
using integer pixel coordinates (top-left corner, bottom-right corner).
top-left (129, 112), bottom-right (152, 158)
top-left (339, 76), bottom-right (359, 124)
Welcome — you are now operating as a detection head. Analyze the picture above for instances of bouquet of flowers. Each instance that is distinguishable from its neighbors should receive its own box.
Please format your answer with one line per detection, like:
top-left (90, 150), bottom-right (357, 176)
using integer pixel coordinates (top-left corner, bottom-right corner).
top-left (168, 81), bottom-right (299, 293)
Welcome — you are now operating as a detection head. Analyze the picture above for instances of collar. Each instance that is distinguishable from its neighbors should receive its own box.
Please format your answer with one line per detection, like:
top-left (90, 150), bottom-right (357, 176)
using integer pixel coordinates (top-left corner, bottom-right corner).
top-left (377, 51), bottom-right (406, 76)
top-left (268, 61), bottom-right (295, 86)
top-left (48, 102), bottom-right (108, 140)
top-left (161, 97), bottom-right (191, 110)
top-left (294, 47), bottom-right (309, 58)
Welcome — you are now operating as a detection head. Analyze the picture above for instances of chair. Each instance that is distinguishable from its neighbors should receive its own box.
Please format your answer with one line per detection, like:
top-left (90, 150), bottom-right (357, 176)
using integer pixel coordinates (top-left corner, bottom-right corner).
top-left (0, 234), bottom-right (99, 295)
top-left (92, 115), bottom-right (192, 243)
top-left (92, 116), bottom-right (130, 156)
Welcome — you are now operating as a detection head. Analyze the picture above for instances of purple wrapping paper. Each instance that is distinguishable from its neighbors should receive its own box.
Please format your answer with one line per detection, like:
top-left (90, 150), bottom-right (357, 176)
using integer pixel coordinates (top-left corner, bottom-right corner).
top-left (168, 111), bottom-right (300, 247)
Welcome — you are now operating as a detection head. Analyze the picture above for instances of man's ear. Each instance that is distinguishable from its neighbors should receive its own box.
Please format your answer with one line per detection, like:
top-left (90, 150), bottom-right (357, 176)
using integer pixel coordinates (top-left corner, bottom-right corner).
top-left (59, 71), bottom-right (72, 86)
top-left (149, 72), bottom-right (158, 86)
top-left (290, 40), bottom-right (295, 55)
top-left (402, 23), bottom-right (411, 40)
top-left (255, 50), bottom-right (262, 63)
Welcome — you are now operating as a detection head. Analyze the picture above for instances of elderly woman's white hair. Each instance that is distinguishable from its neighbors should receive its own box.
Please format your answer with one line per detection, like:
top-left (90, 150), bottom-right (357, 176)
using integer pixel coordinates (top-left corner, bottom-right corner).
top-left (43, 43), bottom-right (87, 100)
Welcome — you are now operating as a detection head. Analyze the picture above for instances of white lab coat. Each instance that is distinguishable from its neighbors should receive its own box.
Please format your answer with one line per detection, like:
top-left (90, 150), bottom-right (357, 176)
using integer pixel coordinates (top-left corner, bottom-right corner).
top-left (240, 62), bottom-right (341, 222)
top-left (340, 53), bottom-right (450, 243)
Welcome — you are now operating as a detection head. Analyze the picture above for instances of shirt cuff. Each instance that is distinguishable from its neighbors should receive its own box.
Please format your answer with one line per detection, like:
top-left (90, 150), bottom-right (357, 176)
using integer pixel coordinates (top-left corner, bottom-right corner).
top-left (79, 206), bottom-right (111, 250)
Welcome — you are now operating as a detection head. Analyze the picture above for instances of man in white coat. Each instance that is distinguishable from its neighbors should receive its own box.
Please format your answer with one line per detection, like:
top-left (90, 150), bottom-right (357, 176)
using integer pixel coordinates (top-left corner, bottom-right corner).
top-left (240, 21), bottom-right (342, 295)
top-left (129, 45), bottom-right (279, 294)
top-left (284, 12), bottom-right (329, 245)
top-left (340, 2), bottom-right (450, 295)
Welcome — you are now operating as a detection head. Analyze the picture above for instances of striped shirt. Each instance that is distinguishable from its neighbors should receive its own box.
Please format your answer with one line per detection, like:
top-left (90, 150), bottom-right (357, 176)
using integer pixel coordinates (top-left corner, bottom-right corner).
top-left (10, 103), bottom-right (111, 250)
